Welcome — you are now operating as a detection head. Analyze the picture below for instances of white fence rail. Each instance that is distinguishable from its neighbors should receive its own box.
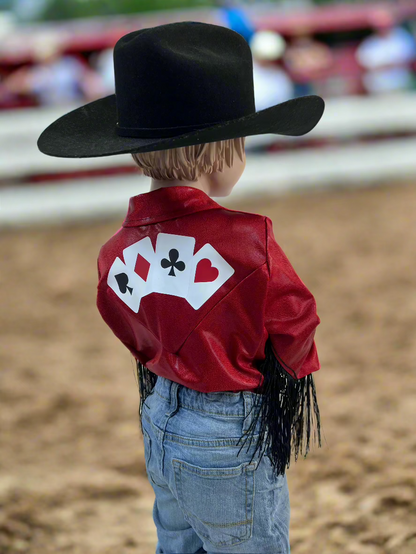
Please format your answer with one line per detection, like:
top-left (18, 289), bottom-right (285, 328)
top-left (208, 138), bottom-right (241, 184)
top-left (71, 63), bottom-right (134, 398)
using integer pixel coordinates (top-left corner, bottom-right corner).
top-left (2, 94), bottom-right (416, 226)
top-left (2, 136), bottom-right (416, 227)
top-left (2, 93), bottom-right (416, 179)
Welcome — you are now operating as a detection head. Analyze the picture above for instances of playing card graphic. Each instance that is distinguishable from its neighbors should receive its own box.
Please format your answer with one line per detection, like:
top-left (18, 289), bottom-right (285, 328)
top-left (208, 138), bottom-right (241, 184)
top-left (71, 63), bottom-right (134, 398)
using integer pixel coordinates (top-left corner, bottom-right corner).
top-left (122, 236), bottom-right (155, 286)
top-left (107, 232), bottom-right (234, 312)
top-left (107, 236), bottom-right (155, 312)
top-left (107, 257), bottom-right (148, 313)
top-left (147, 233), bottom-right (196, 298)
top-left (186, 243), bottom-right (235, 310)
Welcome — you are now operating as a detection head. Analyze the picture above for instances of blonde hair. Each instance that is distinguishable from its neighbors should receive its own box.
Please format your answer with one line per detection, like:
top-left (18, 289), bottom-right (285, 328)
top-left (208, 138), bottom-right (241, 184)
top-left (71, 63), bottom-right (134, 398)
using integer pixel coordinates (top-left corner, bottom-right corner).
top-left (131, 137), bottom-right (246, 181)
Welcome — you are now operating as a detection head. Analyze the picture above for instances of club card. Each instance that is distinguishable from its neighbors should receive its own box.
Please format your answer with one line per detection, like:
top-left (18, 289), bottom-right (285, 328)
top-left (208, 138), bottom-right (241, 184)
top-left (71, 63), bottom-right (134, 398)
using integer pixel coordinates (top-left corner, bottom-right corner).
top-left (147, 233), bottom-right (196, 299)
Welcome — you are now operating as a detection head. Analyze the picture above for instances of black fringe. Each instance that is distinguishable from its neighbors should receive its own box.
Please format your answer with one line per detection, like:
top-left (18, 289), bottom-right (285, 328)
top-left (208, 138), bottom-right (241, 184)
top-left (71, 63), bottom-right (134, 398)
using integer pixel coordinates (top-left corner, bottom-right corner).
top-left (236, 336), bottom-right (322, 479)
top-left (134, 337), bottom-right (322, 480)
top-left (136, 359), bottom-right (158, 434)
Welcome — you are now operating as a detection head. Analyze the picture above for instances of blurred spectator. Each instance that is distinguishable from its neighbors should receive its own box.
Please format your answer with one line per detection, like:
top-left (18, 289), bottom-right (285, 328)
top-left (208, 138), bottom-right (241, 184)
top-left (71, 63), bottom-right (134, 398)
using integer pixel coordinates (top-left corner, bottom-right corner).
top-left (215, 0), bottom-right (255, 44)
top-left (249, 30), bottom-right (294, 110)
top-left (91, 47), bottom-right (115, 95)
top-left (355, 10), bottom-right (416, 95)
top-left (282, 24), bottom-right (334, 97)
top-left (1, 35), bottom-right (106, 106)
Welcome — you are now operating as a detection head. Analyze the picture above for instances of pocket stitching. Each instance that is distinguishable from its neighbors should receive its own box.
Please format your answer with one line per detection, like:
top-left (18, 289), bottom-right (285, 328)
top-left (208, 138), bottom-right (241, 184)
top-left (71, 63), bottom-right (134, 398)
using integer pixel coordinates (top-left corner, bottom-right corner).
top-left (142, 427), bottom-right (152, 467)
top-left (172, 459), bottom-right (255, 547)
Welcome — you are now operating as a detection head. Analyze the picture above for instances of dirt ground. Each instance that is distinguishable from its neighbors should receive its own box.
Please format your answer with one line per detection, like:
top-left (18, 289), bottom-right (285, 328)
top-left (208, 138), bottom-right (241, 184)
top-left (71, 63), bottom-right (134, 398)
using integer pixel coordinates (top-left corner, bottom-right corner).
top-left (1, 179), bottom-right (416, 554)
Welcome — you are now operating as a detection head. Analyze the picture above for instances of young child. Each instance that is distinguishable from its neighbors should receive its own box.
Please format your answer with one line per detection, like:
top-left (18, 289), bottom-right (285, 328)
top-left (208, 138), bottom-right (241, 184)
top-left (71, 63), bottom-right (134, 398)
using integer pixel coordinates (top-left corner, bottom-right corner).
top-left (37, 21), bottom-right (325, 554)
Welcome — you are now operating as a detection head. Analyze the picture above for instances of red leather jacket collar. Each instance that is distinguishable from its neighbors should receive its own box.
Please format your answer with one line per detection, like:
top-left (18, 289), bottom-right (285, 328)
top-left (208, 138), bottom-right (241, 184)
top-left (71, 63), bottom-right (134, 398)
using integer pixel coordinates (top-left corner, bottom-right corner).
top-left (123, 185), bottom-right (223, 227)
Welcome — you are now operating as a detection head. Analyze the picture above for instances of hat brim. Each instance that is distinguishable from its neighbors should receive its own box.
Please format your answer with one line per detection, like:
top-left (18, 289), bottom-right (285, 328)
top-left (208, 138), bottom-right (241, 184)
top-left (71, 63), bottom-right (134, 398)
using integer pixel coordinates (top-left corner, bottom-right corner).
top-left (37, 93), bottom-right (325, 158)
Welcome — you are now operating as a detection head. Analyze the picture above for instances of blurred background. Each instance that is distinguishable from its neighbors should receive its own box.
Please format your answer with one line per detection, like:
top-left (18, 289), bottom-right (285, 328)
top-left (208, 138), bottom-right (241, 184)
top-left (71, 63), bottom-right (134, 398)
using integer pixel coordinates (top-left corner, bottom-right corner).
top-left (1, 1), bottom-right (416, 553)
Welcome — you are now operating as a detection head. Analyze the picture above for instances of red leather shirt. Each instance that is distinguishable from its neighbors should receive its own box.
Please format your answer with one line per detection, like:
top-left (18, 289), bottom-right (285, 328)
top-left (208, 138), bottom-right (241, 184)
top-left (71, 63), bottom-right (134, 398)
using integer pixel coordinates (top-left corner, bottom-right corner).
top-left (96, 185), bottom-right (321, 392)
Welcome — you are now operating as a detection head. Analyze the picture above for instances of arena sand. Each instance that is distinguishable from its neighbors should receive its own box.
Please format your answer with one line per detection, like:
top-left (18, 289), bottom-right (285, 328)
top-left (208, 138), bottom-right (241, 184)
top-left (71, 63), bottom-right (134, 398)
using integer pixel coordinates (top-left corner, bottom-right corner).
top-left (1, 180), bottom-right (416, 554)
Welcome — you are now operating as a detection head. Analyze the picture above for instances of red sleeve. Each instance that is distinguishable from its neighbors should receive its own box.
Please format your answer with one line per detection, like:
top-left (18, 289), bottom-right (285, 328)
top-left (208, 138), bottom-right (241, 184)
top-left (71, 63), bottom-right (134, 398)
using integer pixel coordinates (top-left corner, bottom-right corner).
top-left (264, 216), bottom-right (321, 379)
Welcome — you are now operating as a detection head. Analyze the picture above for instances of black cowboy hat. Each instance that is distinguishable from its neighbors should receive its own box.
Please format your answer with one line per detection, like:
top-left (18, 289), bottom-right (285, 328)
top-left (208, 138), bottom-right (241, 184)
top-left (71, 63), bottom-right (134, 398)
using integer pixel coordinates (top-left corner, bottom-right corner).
top-left (37, 21), bottom-right (325, 158)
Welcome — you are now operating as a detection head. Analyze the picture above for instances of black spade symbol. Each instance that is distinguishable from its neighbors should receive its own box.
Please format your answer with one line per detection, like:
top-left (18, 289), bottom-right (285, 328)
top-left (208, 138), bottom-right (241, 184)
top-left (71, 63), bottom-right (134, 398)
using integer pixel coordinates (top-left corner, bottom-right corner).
top-left (161, 248), bottom-right (185, 277)
top-left (115, 273), bottom-right (133, 294)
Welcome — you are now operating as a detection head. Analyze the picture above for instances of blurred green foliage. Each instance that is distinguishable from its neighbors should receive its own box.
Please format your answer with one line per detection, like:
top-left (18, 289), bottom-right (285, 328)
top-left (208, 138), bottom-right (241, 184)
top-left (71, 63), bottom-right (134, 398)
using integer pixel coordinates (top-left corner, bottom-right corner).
top-left (41, 0), bottom-right (216, 21)
top-left (36, 0), bottom-right (362, 22)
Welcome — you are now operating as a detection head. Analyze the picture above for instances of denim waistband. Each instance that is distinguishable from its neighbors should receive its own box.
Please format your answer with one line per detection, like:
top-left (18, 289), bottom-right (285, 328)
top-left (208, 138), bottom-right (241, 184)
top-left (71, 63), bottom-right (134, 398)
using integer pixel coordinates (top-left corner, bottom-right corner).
top-left (152, 375), bottom-right (264, 419)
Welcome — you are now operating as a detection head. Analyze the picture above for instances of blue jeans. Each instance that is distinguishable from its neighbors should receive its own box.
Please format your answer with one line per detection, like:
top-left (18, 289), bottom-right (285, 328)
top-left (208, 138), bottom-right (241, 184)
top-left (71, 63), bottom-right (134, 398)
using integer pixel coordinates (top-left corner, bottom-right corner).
top-left (141, 375), bottom-right (291, 553)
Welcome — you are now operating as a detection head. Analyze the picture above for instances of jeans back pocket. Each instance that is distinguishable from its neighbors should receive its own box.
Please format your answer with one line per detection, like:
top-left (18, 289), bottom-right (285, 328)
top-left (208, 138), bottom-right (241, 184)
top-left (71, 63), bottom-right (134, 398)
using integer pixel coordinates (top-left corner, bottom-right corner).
top-left (172, 458), bottom-right (257, 548)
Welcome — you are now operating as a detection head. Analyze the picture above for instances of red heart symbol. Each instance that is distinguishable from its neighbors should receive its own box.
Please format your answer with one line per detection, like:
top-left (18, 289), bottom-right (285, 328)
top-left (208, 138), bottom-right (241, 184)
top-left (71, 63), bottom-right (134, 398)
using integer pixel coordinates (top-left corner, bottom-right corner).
top-left (134, 253), bottom-right (150, 281)
top-left (194, 259), bottom-right (219, 283)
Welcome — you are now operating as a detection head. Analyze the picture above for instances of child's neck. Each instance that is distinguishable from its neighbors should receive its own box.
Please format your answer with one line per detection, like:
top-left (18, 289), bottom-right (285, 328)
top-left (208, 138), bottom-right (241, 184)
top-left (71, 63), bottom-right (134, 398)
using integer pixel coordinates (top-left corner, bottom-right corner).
top-left (150, 174), bottom-right (211, 194)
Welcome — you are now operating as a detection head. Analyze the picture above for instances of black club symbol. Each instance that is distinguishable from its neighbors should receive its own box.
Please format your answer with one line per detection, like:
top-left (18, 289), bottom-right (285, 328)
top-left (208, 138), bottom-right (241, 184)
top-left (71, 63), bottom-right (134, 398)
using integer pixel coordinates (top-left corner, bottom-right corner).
top-left (161, 249), bottom-right (185, 277)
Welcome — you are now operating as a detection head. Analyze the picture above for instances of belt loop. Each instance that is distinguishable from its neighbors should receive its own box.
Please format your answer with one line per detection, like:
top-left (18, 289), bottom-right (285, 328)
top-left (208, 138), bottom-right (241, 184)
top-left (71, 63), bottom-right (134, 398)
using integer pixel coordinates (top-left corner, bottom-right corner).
top-left (169, 380), bottom-right (180, 416)
top-left (161, 380), bottom-right (180, 476)
top-left (237, 391), bottom-right (264, 465)
top-left (242, 392), bottom-right (253, 435)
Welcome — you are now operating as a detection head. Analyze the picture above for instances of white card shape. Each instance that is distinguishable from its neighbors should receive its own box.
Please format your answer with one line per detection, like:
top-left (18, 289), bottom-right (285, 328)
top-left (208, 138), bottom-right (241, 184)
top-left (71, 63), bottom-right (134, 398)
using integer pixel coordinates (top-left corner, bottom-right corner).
top-left (107, 257), bottom-right (147, 313)
top-left (123, 236), bottom-right (154, 269)
top-left (148, 233), bottom-right (196, 299)
top-left (122, 236), bottom-right (155, 297)
top-left (186, 244), bottom-right (235, 310)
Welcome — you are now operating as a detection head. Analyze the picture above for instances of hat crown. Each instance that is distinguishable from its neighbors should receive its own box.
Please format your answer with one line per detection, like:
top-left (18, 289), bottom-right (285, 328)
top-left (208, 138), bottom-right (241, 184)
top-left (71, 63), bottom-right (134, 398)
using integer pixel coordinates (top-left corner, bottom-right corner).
top-left (114, 22), bottom-right (256, 136)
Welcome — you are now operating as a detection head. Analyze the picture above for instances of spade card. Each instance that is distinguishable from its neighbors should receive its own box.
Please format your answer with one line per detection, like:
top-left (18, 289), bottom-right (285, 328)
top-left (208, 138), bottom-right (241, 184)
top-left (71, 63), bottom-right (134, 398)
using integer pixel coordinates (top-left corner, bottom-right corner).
top-left (107, 256), bottom-right (148, 313)
top-left (186, 244), bottom-right (235, 310)
top-left (147, 233), bottom-right (196, 299)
